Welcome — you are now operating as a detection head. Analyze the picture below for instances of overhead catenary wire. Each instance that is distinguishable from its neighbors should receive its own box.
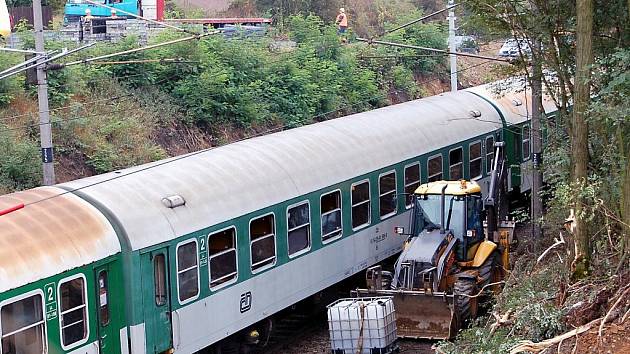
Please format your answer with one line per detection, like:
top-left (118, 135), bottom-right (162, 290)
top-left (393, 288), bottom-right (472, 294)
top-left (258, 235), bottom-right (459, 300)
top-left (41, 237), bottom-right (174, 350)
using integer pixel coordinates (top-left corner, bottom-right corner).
top-left (90, 58), bottom-right (199, 65)
top-left (0, 43), bottom-right (96, 80)
top-left (0, 47), bottom-right (45, 54)
top-left (378, 3), bottom-right (460, 38)
top-left (62, 32), bottom-right (218, 67)
top-left (356, 38), bottom-right (510, 62)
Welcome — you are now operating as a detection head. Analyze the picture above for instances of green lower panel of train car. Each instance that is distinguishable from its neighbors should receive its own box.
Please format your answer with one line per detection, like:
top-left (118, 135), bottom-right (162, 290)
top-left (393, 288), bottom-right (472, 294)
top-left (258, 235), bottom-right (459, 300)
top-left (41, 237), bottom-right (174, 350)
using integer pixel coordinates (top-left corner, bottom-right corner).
top-left (0, 255), bottom-right (126, 354)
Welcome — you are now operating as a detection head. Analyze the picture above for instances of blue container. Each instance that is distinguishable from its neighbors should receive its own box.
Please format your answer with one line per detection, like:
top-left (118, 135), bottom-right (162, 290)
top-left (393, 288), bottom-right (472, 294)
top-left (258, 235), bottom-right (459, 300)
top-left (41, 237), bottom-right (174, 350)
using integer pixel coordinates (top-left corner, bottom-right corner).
top-left (64, 0), bottom-right (138, 22)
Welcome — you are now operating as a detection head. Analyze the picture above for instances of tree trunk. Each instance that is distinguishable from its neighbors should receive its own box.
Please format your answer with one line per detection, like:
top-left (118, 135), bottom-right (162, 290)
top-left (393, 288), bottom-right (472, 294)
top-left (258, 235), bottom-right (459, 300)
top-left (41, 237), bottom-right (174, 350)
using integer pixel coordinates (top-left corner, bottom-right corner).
top-left (620, 132), bottom-right (630, 269)
top-left (572, 0), bottom-right (593, 278)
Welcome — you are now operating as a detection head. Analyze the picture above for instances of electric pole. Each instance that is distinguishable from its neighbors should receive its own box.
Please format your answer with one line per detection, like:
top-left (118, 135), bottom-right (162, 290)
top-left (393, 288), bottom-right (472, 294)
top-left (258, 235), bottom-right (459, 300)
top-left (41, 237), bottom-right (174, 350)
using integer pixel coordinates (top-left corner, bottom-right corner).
top-left (33, 0), bottom-right (55, 185)
top-left (448, 0), bottom-right (457, 92)
top-left (531, 38), bottom-right (543, 242)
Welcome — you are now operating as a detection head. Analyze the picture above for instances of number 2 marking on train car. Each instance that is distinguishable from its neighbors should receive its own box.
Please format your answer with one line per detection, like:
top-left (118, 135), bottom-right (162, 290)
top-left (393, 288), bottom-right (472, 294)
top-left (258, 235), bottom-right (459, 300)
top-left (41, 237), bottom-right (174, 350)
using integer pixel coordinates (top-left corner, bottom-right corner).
top-left (199, 235), bottom-right (208, 267)
top-left (44, 282), bottom-right (57, 321)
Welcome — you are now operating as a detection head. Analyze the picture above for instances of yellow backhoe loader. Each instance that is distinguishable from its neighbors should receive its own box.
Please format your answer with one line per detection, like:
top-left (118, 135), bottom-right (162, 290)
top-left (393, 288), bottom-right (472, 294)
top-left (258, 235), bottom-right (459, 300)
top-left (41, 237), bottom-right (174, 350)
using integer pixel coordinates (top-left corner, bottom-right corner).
top-left (354, 143), bottom-right (515, 339)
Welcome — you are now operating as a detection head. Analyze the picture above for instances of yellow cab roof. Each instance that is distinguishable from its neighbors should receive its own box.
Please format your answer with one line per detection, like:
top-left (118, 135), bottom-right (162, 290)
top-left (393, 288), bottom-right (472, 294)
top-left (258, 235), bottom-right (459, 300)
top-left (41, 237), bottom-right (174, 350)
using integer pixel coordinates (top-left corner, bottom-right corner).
top-left (414, 180), bottom-right (481, 196)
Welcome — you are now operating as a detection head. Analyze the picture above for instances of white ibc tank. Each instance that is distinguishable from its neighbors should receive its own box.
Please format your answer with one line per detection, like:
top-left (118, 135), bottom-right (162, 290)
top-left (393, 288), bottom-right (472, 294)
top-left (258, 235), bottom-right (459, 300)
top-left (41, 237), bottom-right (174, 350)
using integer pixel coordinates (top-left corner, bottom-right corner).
top-left (327, 297), bottom-right (397, 354)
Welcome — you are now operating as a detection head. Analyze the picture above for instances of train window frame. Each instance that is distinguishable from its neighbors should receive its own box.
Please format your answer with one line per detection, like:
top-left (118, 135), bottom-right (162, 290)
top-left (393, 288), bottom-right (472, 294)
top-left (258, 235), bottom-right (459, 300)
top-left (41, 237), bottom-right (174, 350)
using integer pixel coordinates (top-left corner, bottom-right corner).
top-left (208, 226), bottom-right (239, 290)
top-left (351, 179), bottom-right (371, 231)
top-left (97, 270), bottom-right (110, 326)
top-left (153, 254), bottom-right (167, 306)
top-left (427, 154), bottom-right (443, 182)
top-left (469, 140), bottom-right (483, 180)
top-left (0, 290), bottom-right (47, 354)
top-left (485, 136), bottom-right (495, 174)
top-left (249, 213), bottom-right (277, 273)
top-left (379, 170), bottom-right (397, 220)
top-left (522, 125), bottom-right (531, 161)
top-left (57, 273), bottom-right (90, 350)
top-left (287, 201), bottom-right (312, 258)
top-left (321, 189), bottom-right (343, 244)
top-left (404, 163), bottom-right (421, 209)
top-left (449, 147), bottom-right (464, 180)
top-left (176, 239), bottom-right (200, 305)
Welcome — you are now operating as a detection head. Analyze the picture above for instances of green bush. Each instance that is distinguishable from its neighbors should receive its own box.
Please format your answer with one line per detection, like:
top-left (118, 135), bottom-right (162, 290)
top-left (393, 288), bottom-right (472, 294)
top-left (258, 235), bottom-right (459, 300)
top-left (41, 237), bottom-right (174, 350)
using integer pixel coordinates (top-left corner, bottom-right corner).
top-left (0, 127), bottom-right (41, 191)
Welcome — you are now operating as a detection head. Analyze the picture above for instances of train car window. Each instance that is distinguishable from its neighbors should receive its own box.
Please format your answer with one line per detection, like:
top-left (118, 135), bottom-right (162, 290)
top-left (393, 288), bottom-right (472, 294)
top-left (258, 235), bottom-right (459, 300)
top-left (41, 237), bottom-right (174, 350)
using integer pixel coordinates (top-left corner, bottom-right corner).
top-left (250, 214), bottom-right (277, 271)
top-left (404, 164), bottom-right (421, 208)
top-left (97, 271), bottom-right (110, 325)
top-left (287, 202), bottom-right (311, 257)
top-left (449, 148), bottom-right (463, 180)
top-left (351, 181), bottom-right (371, 230)
top-left (176, 240), bottom-right (200, 303)
top-left (469, 141), bottom-right (482, 180)
top-left (486, 136), bottom-right (495, 174)
top-left (428, 155), bottom-right (443, 182)
top-left (154, 255), bottom-right (167, 305)
top-left (1, 293), bottom-right (45, 354)
top-left (59, 276), bottom-right (88, 348)
top-left (522, 125), bottom-right (531, 160)
top-left (321, 190), bottom-right (342, 242)
top-left (209, 228), bottom-right (238, 288)
top-left (379, 171), bottom-right (397, 218)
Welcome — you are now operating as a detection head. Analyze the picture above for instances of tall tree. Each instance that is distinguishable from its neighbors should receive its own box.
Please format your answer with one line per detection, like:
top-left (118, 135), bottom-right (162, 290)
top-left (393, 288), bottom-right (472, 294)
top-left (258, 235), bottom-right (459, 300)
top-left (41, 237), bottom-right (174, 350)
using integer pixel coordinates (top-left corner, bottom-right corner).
top-left (572, 0), bottom-right (593, 277)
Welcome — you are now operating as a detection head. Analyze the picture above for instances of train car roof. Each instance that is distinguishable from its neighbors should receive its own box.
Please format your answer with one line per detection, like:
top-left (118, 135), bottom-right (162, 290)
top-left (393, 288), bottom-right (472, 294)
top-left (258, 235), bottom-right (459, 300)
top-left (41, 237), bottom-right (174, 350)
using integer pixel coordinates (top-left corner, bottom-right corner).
top-left (0, 187), bottom-right (121, 293)
top-left (466, 78), bottom-right (558, 125)
top-left (60, 90), bottom-right (503, 251)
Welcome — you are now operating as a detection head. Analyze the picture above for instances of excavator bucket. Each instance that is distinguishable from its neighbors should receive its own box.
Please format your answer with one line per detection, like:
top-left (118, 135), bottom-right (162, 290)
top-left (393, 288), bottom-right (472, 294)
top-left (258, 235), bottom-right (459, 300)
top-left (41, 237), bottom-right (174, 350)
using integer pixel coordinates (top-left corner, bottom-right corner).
top-left (353, 289), bottom-right (457, 340)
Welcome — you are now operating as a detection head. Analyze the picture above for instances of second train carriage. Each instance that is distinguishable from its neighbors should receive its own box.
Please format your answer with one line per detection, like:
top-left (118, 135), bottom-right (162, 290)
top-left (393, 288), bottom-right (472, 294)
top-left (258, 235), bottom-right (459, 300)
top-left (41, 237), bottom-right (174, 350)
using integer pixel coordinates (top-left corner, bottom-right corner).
top-left (0, 80), bottom-right (557, 354)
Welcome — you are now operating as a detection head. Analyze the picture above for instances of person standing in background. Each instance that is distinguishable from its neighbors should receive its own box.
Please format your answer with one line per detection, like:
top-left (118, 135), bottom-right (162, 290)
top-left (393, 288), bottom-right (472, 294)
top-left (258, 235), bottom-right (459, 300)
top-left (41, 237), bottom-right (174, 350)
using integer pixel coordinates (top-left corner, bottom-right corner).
top-left (335, 7), bottom-right (348, 41)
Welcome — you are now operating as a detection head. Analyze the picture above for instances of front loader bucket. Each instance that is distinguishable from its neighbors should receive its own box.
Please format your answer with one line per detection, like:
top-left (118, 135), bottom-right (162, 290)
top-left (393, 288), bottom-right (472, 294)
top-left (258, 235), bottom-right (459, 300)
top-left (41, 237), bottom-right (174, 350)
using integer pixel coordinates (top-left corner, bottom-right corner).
top-left (353, 289), bottom-right (457, 340)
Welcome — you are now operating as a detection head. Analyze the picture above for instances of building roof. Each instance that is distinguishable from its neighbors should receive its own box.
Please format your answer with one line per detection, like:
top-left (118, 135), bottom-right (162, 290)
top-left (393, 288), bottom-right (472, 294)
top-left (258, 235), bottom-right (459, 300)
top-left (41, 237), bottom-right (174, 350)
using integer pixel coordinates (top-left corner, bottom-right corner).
top-left (0, 187), bottom-right (120, 292)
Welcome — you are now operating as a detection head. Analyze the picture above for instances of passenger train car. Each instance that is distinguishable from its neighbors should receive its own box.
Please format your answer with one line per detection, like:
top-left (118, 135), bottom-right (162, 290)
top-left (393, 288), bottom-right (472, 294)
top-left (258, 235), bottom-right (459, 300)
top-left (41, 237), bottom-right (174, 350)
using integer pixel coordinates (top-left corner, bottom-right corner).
top-left (0, 80), bottom-right (556, 354)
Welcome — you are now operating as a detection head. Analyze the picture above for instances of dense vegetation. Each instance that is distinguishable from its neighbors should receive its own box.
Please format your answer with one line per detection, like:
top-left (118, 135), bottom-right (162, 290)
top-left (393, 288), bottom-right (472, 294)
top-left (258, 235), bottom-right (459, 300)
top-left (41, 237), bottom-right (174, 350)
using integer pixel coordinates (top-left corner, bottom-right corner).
top-left (437, 1), bottom-right (629, 353)
top-left (0, 1), bottom-right (447, 191)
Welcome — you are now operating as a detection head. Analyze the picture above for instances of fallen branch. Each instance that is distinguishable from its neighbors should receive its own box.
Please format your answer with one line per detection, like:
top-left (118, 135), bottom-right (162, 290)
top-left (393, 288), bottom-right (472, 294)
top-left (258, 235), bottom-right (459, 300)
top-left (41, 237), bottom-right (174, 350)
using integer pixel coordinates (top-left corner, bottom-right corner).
top-left (537, 232), bottom-right (565, 264)
top-left (598, 286), bottom-right (630, 338)
top-left (489, 309), bottom-right (514, 335)
top-left (509, 317), bottom-right (601, 354)
top-left (456, 281), bottom-right (506, 299)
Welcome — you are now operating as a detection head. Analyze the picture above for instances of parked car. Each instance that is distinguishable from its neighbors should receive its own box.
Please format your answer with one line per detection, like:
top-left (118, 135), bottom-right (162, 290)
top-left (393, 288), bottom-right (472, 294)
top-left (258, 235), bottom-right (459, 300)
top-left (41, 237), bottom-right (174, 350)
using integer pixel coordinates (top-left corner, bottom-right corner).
top-left (448, 35), bottom-right (480, 54)
top-left (498, 38), bottom-right (532, 58)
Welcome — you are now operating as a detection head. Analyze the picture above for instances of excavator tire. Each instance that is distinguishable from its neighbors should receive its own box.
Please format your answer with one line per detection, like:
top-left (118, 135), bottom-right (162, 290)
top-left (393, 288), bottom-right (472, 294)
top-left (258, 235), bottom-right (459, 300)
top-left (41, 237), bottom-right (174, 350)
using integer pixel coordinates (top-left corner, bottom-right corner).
top-left (478, 251), bottom-right (500, 296)
top-left (454, 277), bottom-right (478, 326)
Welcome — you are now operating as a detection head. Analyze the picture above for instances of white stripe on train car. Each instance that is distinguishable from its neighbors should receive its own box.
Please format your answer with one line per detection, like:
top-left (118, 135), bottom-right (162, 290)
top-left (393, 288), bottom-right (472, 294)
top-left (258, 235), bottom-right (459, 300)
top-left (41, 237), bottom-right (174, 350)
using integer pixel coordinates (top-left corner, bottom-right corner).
top-left (120, 327), bottom-right (130, 354)
top-left (129, 323), bottom-right (146, 354)
top-left (66, 341), bottom-right (98, 354)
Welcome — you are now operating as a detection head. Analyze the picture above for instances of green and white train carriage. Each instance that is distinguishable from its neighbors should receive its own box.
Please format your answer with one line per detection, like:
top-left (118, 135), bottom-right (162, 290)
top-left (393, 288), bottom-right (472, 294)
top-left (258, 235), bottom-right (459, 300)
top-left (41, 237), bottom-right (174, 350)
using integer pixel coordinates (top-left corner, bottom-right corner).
top-left (0, 188), bottom-right (125, 354)
top-left (0, 80), bottom-right (556, 354)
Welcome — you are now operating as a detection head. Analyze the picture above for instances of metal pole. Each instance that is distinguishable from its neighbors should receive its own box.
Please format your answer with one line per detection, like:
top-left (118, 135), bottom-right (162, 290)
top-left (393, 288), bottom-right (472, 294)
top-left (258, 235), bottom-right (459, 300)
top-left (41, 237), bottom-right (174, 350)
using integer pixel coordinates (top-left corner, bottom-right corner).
top-left (33, 0), bottom-right (55, 186)
top-left (531, 38), bottom-right (544, 241)
top-left (448, 0), bottom-right (457, 92)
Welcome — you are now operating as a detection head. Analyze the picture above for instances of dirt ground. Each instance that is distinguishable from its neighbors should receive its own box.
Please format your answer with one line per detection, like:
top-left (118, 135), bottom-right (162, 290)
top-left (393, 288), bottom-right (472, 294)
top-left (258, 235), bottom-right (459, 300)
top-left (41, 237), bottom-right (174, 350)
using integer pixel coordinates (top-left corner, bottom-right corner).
top-left (541, 320), bottom-right (630, 354)
top-left (266, 324), bottom-right (435, 354)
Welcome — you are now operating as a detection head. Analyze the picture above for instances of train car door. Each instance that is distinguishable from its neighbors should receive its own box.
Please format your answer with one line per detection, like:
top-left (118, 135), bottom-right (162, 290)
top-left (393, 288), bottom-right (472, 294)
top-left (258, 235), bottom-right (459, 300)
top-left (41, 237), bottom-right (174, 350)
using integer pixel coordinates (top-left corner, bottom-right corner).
top-left (141, 249), bottom-right (173, 353)
top-left (94, 263), bottom-right (117, 353)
